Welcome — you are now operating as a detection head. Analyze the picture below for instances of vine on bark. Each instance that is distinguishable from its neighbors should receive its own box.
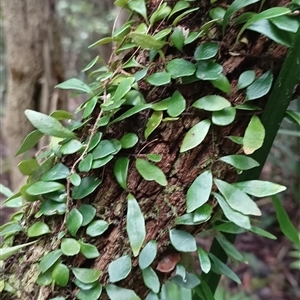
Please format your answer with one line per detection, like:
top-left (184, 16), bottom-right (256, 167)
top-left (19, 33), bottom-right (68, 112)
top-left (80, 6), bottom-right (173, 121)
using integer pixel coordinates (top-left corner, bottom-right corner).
top-left (1, 0), bottom-right (300, 299)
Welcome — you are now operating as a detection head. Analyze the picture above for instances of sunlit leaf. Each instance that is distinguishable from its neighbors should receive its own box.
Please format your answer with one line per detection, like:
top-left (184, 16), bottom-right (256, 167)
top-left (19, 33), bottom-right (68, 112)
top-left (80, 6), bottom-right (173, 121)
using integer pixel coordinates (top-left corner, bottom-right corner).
top-left (145, 111), bottom-right (163, 139)
top-left (52, 263), bottom-right (69, 287)
top-left (243, 115), bottom-right (265, 154)
top-left (197, 247), bottom-right (211, 274)
top-left (72, 268), bottom-right (101, 284)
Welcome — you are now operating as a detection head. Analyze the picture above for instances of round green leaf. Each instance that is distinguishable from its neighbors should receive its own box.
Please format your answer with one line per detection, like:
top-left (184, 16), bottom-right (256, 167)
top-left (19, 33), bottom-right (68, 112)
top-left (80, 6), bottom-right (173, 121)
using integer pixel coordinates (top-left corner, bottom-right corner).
top-left (213, 192), bottom-right (251, 230)
top-left (146, 72), bottom-right (171, 86)
top-left (193, 95), bottom-right (231, 111)
top-left (246, 70), bottom-right (273, 100)
top-left (52, 263), bottom-right (69, 287)
top-left (186, 170), bottom-right (212, 213)
top-left (86, 220), bottom-right (109, 237)
top-left (232, 180), bottom-right (286, 197)
top-left (219, 155), bottom-right (260, 170)
top-left (212, 107), bottom-right (236, 126)
top-left (180, 119), bottom-right (211, 153)
top-left (146, 154), bottom-right (162, 162)
top-left (114, 157), bottom-right (129, 190)
top-left (79, 242), bottom-right (100, 259)
top-left (18, 159), bottom-right (39, 176)
top-left (61, 238), bottom-right (80, 256)
top-left (142, 267), bottom-right (160, 293)
top-left (78, 204), bottom-right (96, 226)
top-left (106, 284), bottom-right (141, 300)
top-left (237, 70), bottom-right (255, 90)
top-left (108, 255), bottom-right (132, 283)
top-left (126, 194), bottom-right (146, 257)
top-left (28, 221), bottom-right (51, 237)
top-left (72, 176), bottom-right (101, 200)
top-left (41, 163), bottom-right (70, 181)
top-left (214, 179), bottom-right (261, 216)
top-left (139, 240), bottom-right (157, 270)
top-left (25, 110), bottom-right (75, 139)
top-left (60, 139), bottom-right (83, 155)
top-left (194, 42), bottom-right (218, 60)
top-left (167, 90), bottom-right (186, 117)
top-left (66, 208), bottom-right (83, 236)
top-left (120, 133), bottom-right (139, 149)
top-left (135, 158), bottom-right (167, 186)
top-left (196, 61), bottom-right (223, 80)
top-left (27, 181), bottom-right (65, 195)
top-left (197, 247), bottom-right (211, 274)
top-left (166, 59), bottom-right (196, 79)
top-left (76, 282), bottom-right (102, 300)
top-left (169, 229), bottom-right (197, 252)
top-left (70, 173), bottom-right (81, 186)
top-left (72, 268), bottom-right (101, 284)
top-left (243, 115), bottom-right (265, 155)
top-left (39, 250), bottom-right (63, 273)
top-left (78, 154), bottom-right (93, 173)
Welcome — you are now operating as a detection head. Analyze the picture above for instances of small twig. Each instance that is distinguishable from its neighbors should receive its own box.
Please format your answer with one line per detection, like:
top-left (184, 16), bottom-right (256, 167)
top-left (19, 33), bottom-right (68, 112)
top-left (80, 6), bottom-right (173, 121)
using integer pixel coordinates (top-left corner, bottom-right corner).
top-left (59, 89), bottom-right (108, 232)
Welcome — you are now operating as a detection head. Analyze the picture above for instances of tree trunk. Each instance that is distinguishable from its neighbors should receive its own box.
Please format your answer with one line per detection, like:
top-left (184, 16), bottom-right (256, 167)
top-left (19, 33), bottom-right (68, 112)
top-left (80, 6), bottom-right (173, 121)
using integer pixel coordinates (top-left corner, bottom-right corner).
top-left (1, 0), bottom-right (67, 191)
top-left (2, 0), bottom-right (293, 299)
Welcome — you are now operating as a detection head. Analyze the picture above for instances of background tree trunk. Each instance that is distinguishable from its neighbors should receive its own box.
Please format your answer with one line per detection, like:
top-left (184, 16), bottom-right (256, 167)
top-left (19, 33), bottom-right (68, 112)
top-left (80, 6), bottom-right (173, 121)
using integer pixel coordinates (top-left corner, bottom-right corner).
top-left (2, 0), bottom-right (293, 299)
top-left (1, 0), bottom-right (67, 191)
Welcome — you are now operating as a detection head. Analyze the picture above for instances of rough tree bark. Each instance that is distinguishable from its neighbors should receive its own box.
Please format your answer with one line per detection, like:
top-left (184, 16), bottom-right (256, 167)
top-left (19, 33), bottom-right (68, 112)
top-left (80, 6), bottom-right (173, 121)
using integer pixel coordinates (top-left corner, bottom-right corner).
top-left (2, 0), bottom-right (293, 299)
top-left (1, 0), bottom-right (67, 191)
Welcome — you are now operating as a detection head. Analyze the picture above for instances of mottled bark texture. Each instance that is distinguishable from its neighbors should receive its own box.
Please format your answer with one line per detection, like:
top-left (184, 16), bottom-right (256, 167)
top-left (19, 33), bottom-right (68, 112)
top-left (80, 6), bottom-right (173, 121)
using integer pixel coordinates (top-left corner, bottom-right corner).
top-left (1, 0), bottom-right (67, 190)
top-left (2, 0), bottom-right (290, 299)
